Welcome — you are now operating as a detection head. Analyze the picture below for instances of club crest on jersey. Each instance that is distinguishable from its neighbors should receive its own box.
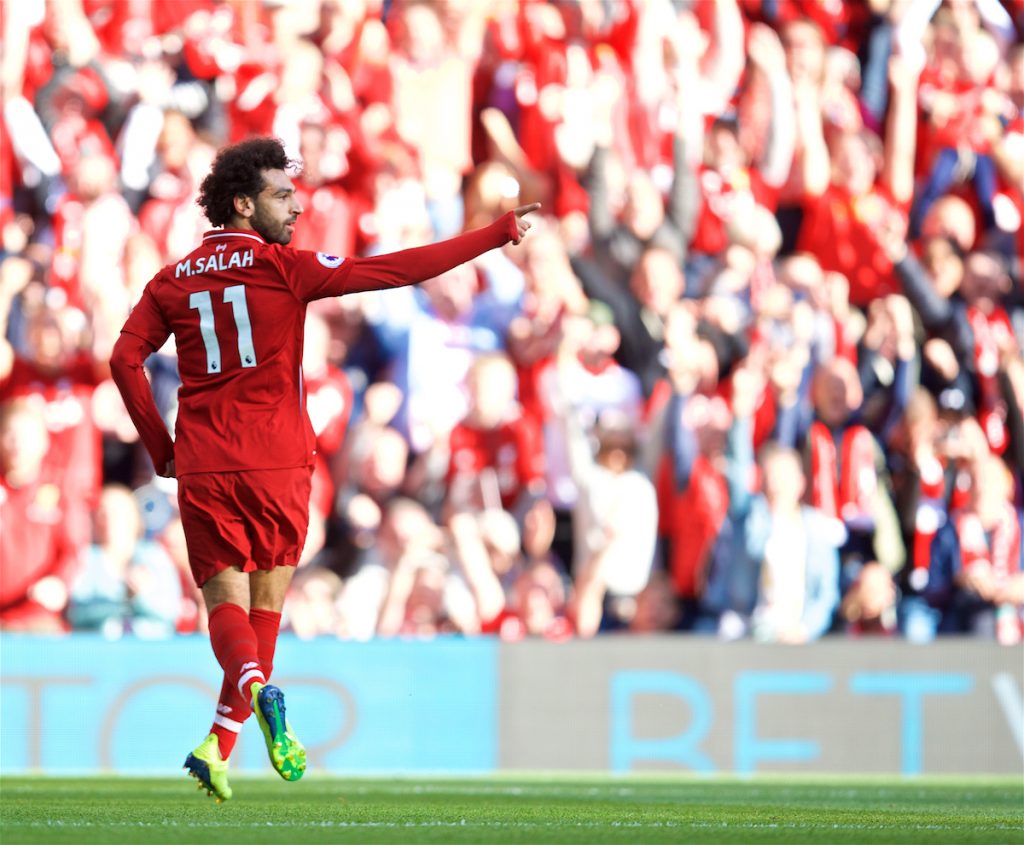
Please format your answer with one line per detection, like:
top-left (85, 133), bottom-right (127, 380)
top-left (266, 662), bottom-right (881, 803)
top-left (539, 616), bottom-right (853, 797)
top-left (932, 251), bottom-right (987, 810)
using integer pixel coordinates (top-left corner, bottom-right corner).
top-left (316, 253), bottom-right (345, 269)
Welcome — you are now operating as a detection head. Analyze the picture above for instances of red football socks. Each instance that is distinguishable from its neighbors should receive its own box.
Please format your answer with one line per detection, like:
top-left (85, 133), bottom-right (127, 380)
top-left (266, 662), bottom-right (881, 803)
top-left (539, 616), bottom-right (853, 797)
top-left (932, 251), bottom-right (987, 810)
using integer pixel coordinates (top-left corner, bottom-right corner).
top-left (206, 602), bottom-right (266, 759)
top-left (208, 606), bottom-right (283, 760)
top-left (250, 608), bottom-right (282, 680)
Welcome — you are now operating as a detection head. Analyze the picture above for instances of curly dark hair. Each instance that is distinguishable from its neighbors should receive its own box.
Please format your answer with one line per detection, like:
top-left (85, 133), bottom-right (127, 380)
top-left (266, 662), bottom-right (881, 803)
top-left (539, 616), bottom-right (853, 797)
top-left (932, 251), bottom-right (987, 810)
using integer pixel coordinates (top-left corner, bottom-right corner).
top-left (197, 137), bottom-right (297, 227)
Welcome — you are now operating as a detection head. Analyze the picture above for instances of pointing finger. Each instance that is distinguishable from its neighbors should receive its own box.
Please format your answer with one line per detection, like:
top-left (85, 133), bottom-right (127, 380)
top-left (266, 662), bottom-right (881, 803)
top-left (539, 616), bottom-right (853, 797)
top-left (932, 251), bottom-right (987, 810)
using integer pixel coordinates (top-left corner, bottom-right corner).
top-left (514, 203), bottom-right (542, 217)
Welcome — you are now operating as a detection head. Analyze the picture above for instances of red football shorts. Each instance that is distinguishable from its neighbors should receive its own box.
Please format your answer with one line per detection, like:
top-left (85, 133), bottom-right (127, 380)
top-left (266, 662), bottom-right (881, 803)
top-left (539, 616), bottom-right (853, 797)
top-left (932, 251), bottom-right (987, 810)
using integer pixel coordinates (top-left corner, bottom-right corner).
top-left (177, 466), bottom-right (313, 587)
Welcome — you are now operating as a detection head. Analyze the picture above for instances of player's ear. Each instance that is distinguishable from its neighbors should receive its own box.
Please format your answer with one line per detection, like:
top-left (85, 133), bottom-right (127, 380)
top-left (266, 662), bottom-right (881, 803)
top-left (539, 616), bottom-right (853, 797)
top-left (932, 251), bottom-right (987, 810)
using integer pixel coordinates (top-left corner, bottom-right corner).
top-left (233, 193), bottom-right (255, 219)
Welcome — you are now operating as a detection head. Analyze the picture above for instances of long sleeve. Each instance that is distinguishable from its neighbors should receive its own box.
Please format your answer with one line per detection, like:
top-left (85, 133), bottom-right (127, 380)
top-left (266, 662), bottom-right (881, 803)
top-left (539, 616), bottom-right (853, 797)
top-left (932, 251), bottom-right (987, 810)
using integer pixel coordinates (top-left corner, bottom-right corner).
top-left (881, 354), bottom-right (918, 442)
top-left (893, 253), bottom-right (977, 368)
top-left (896, 255), bottom-right (976, 367)
top-left (726, 414), bottom-right (756, 520)
top-left (285, 213), bottom-right (520, 302)
top-left (569, 255), bottom-right (663, 395)
top-left (585, 146), bottom-right (616, 244)
top-left (773, 357), bottom-right (815, 449)
top-left (664, 134), bottom-right (700, 250)
top-left (894, 253), bottom-right (952, 328)
top-left (667, 391), bottom-right (699, 490)
top-left (802, 516), bottom-right (841, 640)
top-left (110, 332), bottom-right (175, 474)
top-left (337, 213), bottom-right (518, 296)
top-left (773, 398), bottom-right (803, 449)
top-left (760, 61), bottom-right (796, 189)
top-left (998, 369), bottom-right (1024, 475)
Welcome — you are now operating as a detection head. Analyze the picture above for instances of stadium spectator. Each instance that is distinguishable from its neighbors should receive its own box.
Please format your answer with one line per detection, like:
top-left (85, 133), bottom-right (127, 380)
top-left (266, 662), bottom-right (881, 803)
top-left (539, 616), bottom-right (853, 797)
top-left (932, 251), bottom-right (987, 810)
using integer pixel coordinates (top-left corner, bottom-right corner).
top-left (803, 356), bottom-right (906, 582)
top-left (562, 403), bottom-right (658, 637)
top-left (926, 451), bottom-right (1023, 643)
top-left (724, 368), bottom-right (844, 644)
top-left (289, 121), bottom-right (357, 258)
top-left (514, 296), bottom-right (641, 569)
top-left (911, 15), bottom-right (1003, 238)
top-left (0, 0), bottom-right (1021, 658)
top-left (282, 564), bottom-right (345, 640)
top-left (796, 53), bottom-right (920, 307)
top-left (388, 0), bottom-right (476, 238)
top-left (629, 570), bottom-right (684, 633)
top-left (337, 496), bottom-right (448, 639)
top-left (443, 353), bottom-right (547, 628)
top-left (158, 512), bottom-right (207, 636)
top-left (300, 309), bottom-right (354, 567)
top-left (840, 560), bottom-right (900, 636)
top-left (0, 295), bottom-right (109, 548)
top-left (0, 399), bottom-right (78, 633)
top-left (655, 302), bottom-right (747, 631)
top-left (688, 24), bottom-right (794, 274)
top-left (333, 416), bottom-right (410, 574)
top-left (363, 259), bottom-right (523, 454)
top-left (581, 64), bottom-right (697, 295)
top-left (66, 483), bottom-right (182, 638)
top-left (883, 224), bottom-right (1018, 457)
top-left (445, 352), bottom-right (545, 515)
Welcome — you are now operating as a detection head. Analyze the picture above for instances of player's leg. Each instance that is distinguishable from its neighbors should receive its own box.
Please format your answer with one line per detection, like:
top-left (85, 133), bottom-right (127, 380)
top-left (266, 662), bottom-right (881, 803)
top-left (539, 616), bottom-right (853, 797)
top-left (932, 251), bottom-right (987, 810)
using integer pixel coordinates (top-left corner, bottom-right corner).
top-left (186, 466), bottom-right (310, 783)
top-left (201, 568), bottom-right (288, 764)
top-left (207, 599), bottom-right (282, 763)
top-left (198, 568), bottom-right (264, 762)
top-left (247, 528), bottom-right (307, 780)
top-left (203, 568), bottom-right (269, 709)
top-left (185, 568), bottom-right (271, 801)
top-left (177, 472), bottom-right (265, 801)
top-left (208, 677), bottom-right (249, 762)
top-left (250, 566), bottom-right (290, 681)
top-left (244, 467), bottom-right (312, 781)
top-left (205, 602), bottom-right (285, 756)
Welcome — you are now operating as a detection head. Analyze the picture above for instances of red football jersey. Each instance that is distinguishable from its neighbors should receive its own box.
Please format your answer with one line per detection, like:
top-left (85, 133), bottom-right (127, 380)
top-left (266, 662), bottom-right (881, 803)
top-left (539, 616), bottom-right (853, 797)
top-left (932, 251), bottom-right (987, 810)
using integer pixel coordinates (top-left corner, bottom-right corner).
top-left (114, 215), bottom-right (518, 475)
top-left (798, 183), bottom-right (907, 307)
top-left (0, 353), bottom-right (103, 509)
top-left (691, 165), bottom-right (777, 256)
top-left (0, 474), bottom-right (78, 610)
top-left (447, 414), bottom-right (545, 510)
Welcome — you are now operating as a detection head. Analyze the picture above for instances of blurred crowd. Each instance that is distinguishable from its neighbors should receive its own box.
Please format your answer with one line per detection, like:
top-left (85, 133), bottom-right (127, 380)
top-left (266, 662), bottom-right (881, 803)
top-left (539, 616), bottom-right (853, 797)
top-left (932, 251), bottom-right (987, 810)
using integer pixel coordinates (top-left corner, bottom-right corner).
top-left (2, 0), bottom-right (1023, 645)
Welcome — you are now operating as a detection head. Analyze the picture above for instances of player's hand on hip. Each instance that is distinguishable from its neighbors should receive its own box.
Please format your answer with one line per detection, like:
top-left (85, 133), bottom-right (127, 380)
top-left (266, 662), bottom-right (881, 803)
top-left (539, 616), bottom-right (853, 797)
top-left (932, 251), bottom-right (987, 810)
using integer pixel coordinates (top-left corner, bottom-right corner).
top-left (160, 458), bottom-right (176, 479)
top-left (511, 203), bottom-right (542, 244)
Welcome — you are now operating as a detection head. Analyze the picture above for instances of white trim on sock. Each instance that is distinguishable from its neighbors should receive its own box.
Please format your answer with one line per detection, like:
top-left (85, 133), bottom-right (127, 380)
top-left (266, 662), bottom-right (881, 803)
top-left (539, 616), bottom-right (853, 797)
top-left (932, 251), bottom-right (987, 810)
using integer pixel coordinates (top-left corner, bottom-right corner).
top-left (237, 669), bottom-right (266, 700)
top-left (213, 713), bottom-right (244, 733)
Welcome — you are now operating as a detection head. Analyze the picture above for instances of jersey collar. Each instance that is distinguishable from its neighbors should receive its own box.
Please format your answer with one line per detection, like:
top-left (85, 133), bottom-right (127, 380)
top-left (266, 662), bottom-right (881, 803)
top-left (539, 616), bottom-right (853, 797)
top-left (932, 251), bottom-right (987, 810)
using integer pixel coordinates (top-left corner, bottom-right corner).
top-left (202, 229), bottom-right (267, 245)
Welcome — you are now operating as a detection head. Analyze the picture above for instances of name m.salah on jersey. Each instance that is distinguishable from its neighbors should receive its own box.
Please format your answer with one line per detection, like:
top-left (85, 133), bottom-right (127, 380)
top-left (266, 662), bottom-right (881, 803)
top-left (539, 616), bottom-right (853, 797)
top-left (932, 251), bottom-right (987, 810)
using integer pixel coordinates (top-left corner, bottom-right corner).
top-left (175, 249), bottom-right (254, 278)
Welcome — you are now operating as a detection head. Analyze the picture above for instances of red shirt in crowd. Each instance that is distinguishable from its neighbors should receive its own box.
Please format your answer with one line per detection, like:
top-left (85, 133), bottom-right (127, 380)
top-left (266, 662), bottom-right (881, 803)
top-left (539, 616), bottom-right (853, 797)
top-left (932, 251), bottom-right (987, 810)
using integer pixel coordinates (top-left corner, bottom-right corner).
top-left (304, 364), bottom-right (353, 459)
top-left (112, 214), bottom-right (521, 476)
top-left (918, 65), bottom-right (996, 159)
top-left (447, 415), bottom-right (545, 511)
top-left (691, 164), bottom-right (777, 256)
top-left (0, 473), bottom-right (77, 628)
top-left (0, 353), bottom-right (104, 514)
top-left (799, 182), bottom-right (907, 307)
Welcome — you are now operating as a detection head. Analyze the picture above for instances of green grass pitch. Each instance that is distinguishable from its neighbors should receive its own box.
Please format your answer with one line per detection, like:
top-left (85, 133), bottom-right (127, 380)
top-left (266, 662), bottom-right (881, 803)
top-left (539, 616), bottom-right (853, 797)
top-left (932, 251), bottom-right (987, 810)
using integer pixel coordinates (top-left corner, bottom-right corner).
top-left (2, 775), bottom-right (1021, 844)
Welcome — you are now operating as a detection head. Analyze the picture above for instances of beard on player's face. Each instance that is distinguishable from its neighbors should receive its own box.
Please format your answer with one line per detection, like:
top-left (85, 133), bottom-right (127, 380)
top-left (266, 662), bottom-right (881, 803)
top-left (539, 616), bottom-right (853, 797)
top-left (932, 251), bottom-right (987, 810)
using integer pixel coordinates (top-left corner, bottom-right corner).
top-left (250, 200), bottom-right (293, 245)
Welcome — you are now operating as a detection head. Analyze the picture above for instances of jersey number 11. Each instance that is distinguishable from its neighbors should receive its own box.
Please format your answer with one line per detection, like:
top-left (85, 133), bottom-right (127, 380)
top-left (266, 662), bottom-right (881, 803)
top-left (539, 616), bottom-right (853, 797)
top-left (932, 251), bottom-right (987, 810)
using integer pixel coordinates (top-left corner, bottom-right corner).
top-left (189, 285), bottom-right (258, 373)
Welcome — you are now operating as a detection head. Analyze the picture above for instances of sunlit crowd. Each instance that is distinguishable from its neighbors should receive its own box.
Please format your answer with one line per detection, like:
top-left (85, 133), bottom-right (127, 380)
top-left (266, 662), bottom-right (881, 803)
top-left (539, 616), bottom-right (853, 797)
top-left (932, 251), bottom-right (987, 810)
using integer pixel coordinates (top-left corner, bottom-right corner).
top-left (2, 0), bottom-right (1022, 643)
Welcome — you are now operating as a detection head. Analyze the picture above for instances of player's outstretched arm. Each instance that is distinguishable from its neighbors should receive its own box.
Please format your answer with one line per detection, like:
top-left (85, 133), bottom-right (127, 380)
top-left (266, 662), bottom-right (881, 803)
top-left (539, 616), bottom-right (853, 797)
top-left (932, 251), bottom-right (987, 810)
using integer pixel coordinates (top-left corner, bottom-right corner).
top-left (339, 205), bottom-right (542, 296)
